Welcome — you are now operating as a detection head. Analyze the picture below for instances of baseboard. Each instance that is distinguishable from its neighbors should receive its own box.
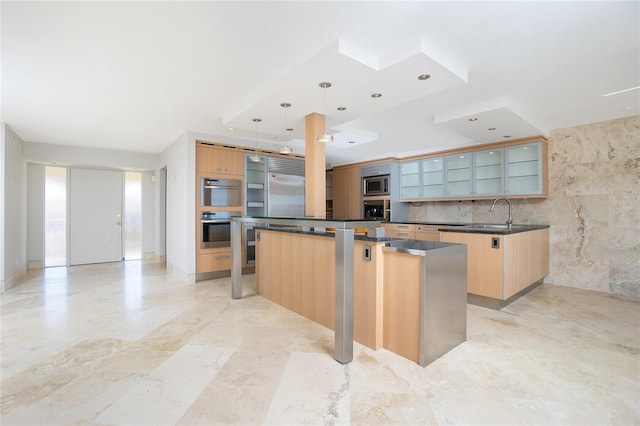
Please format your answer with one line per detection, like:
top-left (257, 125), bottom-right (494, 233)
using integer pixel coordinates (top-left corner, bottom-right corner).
top-left (1, 263), bottom-right (27, 292)
top-left (467, 280), bottom-right (544, 310)
top-left (27, 260), bottom-right (44, 270)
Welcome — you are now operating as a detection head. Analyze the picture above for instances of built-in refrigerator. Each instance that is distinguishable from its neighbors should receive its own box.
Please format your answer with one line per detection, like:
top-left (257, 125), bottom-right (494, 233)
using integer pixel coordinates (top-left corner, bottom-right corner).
top-left (267, 172), bottom-right (305, 217)
top-left (243, 155), bottom-right (306, 267)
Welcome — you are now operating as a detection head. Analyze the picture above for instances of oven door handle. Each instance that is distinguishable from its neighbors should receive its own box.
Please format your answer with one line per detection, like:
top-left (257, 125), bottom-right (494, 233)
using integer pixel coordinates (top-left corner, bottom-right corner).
top-left (201, 220), bottom-right (231, 224)
top-left (204, 184), bottom-right (239, 189)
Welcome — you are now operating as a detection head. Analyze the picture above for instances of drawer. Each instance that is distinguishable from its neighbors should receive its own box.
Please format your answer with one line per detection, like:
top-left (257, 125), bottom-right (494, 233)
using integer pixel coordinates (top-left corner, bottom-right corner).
top-left (197, 252), bottom-right (232, 273)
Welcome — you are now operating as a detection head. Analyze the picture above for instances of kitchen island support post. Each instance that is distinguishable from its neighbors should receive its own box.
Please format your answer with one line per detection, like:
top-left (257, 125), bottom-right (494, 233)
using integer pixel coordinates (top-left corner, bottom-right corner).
top-left (231, 219), bottom-right (242, 299)
top-left (334, 228), bottom-right (354, 364)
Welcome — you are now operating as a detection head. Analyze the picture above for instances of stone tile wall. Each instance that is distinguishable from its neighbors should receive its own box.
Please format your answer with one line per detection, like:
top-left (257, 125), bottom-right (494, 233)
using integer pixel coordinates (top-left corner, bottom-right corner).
top-left (409, 115), bottom-right (640, 298)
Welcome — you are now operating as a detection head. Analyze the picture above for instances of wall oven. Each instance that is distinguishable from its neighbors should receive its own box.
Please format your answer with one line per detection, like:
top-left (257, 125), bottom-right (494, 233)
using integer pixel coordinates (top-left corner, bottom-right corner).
top-left (363, 199), bottom-right (386, 220)
top-left (201, 177), bottom-right (242, 207)
top-left (200, 211), bottom-right (241, 249)
top-left (363, 174), bottom-right (390, 196)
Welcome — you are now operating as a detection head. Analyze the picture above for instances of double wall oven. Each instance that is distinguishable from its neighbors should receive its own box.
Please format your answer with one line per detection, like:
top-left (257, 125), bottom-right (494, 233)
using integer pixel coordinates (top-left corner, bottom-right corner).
top-left (199, 177), bottom-right (242, 250)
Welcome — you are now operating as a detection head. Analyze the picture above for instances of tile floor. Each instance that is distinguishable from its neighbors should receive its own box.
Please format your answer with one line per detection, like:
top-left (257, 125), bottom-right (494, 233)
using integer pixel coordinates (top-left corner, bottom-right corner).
top-left (1, 261), bottom-right (638, 425)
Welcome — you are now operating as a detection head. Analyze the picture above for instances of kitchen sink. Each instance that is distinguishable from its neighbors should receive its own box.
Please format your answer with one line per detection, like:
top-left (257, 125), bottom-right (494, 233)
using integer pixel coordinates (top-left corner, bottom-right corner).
top-left (459, 224), bottom-right (528, 231)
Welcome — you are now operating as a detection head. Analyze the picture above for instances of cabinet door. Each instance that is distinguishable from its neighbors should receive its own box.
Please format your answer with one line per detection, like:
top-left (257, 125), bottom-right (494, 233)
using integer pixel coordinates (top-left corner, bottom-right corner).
top-left (197, 146), bottom-right (244, 175)
top-left (333, 166), bottom-right (361, 219)
top-left (245, 155), bottom-right (266, 216)
top-left (415, 225), bottom-right (440, 241)
top-left (421, 157), bottom-right (445, 198)
top-left (400, 161), bottom-right (420, 199)
top-left (446, 154), bottom-right (473, 197)
top-left (474, 149), bottom-right (503, 196)
top-left (505, 142), bottom-right (542, 195)
top-left (441, 232), bottom-right (503, 298)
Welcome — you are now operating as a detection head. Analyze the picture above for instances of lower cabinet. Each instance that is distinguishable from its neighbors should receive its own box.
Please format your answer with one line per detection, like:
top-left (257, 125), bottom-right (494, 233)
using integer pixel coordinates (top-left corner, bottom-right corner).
top-left (384, 223), bottom-right (416, 239)
top-left (255, 229), bottom-right (384, 350)
top-left (441, 228), bottom-right (549, 300)
top-left (196, 251), bottom-right (232, 273)
top-left (415, 225), bottom-right (441, 242)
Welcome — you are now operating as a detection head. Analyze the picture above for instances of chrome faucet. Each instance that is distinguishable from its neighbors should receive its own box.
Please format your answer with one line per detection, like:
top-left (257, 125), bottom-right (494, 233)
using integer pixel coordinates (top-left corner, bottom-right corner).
top-left (490, 198), bottom-right (512, 228)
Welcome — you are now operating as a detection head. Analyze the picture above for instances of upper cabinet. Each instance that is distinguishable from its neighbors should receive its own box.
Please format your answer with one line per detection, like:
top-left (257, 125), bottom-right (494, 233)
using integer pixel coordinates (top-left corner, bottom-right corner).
top-left (400, 157), bottom-right (445, 200)
top-left (474, 148), bottom-right (504, 196)
top-left (446, 153), bottom-right (473, 197)
top-left (505, 142), bottom-right (544, 195)
top-left (399, 138), bottom-right (547, 201)
top-left (197, 144), bottom-right (244, 175)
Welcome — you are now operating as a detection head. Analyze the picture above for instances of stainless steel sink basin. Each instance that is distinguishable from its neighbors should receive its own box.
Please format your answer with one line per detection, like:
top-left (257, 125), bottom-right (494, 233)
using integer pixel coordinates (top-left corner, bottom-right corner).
top-left (459, 224), bottom-right (528, 231)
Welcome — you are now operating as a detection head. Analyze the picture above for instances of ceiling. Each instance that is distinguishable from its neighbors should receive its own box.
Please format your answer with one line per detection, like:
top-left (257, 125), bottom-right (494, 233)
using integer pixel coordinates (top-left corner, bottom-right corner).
top-left (2, 1), bottom-right (639, 167)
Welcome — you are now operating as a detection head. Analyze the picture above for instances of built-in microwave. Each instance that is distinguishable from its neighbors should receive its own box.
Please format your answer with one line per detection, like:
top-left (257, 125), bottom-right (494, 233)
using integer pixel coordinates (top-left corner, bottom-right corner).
top-left (363, 174), bottom-right (390, 196)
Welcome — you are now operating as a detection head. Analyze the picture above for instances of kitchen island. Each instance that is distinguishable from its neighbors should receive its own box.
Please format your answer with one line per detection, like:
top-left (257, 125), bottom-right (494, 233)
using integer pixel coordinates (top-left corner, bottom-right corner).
top-left (230, 216), bottom-right (469, 367)
top-left (230, 216), bottom-right (383, 364)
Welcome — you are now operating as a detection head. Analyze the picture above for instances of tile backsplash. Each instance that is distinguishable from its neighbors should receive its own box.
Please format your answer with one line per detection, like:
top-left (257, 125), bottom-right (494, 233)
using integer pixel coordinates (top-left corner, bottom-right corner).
top-left (409, 115), bottom-right (640, 298)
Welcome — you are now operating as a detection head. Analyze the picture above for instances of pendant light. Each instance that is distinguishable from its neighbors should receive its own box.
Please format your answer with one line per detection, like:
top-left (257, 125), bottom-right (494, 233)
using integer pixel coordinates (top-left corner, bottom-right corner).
top-left (317, 82), bottom-right (333, 143)
top-left (280, 102), bottom-right (293, 154)
top-left (249, 118), bottom-right (262, 163)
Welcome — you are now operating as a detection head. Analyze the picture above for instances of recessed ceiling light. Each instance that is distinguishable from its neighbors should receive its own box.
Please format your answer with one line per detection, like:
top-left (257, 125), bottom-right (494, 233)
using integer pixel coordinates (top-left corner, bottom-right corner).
top-left (488, 127), bottom-right (496, 131)
top-left (489, 151), bottom-right (494, 155)
top-left (468, 117), bottom-right (478, 122)
top-left (460, 155), bottom-right (465, 158)
top-left (337, 106), bottom-right (346, 111)
top-left (523, 146), bottom-right (529, 149)
top-left (348, 141), bottom-right (356, 144)
top-left (417, 74), bottom-right (431, 80)
top-left (371, 93), bottom-right (382, 98)
top-left (228, 127), bottom-right (234, 131)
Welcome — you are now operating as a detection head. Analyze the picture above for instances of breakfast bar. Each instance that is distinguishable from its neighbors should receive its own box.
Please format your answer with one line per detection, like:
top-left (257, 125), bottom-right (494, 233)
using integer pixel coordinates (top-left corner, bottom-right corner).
top-left (230, 216), bottom-right (382, 364)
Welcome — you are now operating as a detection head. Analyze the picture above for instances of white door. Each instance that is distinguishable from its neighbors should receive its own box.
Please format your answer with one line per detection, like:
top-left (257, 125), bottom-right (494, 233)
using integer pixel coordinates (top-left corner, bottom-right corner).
top-left (69, 168), bottom-right (123, 265)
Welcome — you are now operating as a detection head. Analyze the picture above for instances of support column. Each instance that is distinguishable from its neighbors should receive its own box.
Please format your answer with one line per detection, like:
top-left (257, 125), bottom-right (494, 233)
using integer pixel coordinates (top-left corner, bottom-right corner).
top-left (334, 228), bottom-right (354, 363)
top-left (230, 219), bottom-right (242, 299)
top-left (304, 113), bottom-right (327, 218)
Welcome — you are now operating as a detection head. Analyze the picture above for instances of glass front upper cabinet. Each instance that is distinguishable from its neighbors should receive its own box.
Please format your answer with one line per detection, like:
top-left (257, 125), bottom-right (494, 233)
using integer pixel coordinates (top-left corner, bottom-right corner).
top-left (474, 148), bottom-right (504, 196)
top-left (446, 153), bottom-right (473, 197)
top-left (505, 142), bottom-right (543, 195)
top-left (420, 157), bottom-right (445, 198)
top-left (400, 160), bottom-right (420, 199)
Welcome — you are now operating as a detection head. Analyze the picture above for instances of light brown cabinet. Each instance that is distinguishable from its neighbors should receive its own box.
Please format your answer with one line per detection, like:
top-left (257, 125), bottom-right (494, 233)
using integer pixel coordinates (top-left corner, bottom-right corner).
top-left (415, 225), bottom-right (440, 242)
top-left (385, 223), bottom-right (416, 239)
top-left (441, 228), bottom-right (549, 300)
top-left (196, 144), bottom-right (244, 175)
top-left (333, 165), bottom-right (361, 219)
top-left (255, 229), bottom-right (384, 350)
top-left (196, 251), bottom-right (232, 273)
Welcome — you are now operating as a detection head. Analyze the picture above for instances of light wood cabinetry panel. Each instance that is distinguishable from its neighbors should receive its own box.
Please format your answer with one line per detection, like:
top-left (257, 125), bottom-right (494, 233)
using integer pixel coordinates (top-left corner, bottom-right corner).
top-left (255, 230), bottom-right (383, 349)
top-left (387, 223), bottom-right (416, 239)
top-left (415, 225), bottom-right (441, 242)
top-left (383, 251), bottom-right (421, 363)
top-left (196, 145), bottom-right (244, 175)
top-left (333, 166), bottom-right (361, 219)
top-left (441, 229), bottom-right (549, 300)
top-left (441, 232), bottom-right (504, 298)
top-left (196, 252), bottom-right (232, 273)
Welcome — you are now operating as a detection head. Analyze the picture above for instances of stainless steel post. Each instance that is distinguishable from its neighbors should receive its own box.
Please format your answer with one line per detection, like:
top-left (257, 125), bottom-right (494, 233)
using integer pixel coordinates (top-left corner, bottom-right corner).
top-left (230, 219), bottom-right (242, 299)
top-left (334, 228), bottom-right (354, 364)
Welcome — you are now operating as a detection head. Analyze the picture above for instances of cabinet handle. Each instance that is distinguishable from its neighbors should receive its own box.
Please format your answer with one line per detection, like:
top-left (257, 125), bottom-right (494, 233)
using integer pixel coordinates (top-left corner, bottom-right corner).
top-left (398, 225), bottom-right (410, 229)
top-left (397, 232), bottom-right (410, 237)
top-left (215, 255), bottom-right (231, 260)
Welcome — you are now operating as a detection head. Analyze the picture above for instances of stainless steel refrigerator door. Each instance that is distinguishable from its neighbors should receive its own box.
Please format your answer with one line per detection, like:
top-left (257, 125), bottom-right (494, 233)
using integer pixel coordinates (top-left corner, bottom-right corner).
top-left (267, 173), bottom-right (305, 217)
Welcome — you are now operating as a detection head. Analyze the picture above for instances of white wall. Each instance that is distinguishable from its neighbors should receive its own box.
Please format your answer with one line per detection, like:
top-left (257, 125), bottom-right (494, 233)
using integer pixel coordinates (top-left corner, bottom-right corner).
top-left (160, 132), bottom-right (195, 276)
top-left (0, 125), bottom-right (5, 281)
top-left (23, 142), bottom-right (159, 171)
top-left (26, 164), bottom-right (44, 266)
top-left (2, 124), bottom-right (27, 287)
top-left (141, 171), bottom-right (155, 256)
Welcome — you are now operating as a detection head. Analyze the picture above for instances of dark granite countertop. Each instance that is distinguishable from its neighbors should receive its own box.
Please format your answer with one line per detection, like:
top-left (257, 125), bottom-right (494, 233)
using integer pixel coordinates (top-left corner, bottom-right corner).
top-left (438, 224), bottom-right (549, 235)
top-left (255, 225), bottom-right (394, 243)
